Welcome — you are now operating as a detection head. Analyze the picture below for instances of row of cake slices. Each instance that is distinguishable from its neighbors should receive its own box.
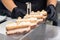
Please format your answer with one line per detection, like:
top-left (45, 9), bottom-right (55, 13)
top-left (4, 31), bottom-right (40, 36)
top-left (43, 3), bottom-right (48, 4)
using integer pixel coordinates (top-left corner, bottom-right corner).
top-left (6, 10), bottom-right (47, 35)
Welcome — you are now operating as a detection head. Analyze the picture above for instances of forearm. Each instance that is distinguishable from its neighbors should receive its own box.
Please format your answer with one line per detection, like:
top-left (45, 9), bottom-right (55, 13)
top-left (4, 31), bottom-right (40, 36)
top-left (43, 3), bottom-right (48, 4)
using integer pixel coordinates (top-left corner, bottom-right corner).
top-left (47, 0), bottom-right (57, 7)
top-left (1, 0), bottom-right (17, 12)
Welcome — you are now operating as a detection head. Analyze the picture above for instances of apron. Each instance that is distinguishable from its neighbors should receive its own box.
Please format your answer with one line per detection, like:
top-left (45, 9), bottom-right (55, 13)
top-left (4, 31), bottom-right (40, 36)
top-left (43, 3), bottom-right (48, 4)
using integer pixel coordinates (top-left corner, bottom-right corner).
top-left (14, 0), bottom-right (47, 11)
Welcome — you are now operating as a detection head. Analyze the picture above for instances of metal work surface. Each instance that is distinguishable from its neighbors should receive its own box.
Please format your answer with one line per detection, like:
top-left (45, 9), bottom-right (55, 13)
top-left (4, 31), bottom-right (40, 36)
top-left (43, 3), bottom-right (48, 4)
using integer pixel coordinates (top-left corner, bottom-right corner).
top-left (0, 17), bottom-right (60, 40)
top-left (0, 20), bottom-right (46, 40)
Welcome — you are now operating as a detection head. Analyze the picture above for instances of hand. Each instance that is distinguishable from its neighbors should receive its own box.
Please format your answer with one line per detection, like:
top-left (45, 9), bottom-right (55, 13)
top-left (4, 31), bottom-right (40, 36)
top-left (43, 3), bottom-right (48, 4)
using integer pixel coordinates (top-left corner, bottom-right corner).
top-left (11, 7), bottom-right (26, 18)
top-left (45, 4), bottom-right (57, 21)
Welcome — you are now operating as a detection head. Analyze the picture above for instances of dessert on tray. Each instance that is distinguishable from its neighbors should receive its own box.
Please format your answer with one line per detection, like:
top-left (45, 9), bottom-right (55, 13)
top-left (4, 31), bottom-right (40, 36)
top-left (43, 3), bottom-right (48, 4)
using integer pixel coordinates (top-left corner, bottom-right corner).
top-left (6, 10), bottom-right (47, 35)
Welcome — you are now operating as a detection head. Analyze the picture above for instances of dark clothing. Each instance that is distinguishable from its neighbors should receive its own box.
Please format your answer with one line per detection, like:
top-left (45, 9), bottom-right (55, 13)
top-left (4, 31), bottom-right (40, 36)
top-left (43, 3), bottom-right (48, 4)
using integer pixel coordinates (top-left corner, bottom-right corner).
top-left (14, 0), bottom-right (47, 11)
top-left (0, 0), bottom-right (47, 16)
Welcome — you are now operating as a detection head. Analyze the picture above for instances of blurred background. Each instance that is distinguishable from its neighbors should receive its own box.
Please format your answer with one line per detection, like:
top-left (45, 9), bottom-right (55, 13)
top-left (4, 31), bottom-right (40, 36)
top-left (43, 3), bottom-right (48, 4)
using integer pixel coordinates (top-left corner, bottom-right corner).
top-left (56, 0), bottom-right (60, 26)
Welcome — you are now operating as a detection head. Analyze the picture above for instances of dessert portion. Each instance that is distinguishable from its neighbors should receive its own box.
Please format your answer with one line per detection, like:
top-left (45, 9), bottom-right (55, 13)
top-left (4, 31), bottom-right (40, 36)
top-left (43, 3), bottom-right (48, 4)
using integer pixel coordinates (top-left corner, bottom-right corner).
top-left (6, 10), bottom-right (47, 35)
top-left (6, 22), bottom-right (18, 31)
top-left (6, 21), bottom-right (37, 35)
top-left (24, 10), bottom-right (47, 19)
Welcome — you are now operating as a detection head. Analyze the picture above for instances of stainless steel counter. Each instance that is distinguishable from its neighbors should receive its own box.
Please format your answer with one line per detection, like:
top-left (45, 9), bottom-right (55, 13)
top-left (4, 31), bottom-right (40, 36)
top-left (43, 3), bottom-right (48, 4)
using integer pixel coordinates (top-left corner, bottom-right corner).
top-left (0, 17), bottom-right (60, 40)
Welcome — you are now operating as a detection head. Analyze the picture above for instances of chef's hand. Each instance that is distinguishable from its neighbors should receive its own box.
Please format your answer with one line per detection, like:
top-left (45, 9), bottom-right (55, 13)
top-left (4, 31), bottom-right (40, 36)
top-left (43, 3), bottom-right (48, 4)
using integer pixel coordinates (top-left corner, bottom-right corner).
top-left (11, 7), bottom-right (26, 18)
top-left (45, 4), bottom-right (57, 21)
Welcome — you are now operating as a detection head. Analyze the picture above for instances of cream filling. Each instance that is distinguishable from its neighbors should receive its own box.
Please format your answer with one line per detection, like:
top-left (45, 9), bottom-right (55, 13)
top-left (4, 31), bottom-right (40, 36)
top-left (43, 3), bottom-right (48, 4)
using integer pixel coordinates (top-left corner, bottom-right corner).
top-left (6, 23), bottom-right (17, 27)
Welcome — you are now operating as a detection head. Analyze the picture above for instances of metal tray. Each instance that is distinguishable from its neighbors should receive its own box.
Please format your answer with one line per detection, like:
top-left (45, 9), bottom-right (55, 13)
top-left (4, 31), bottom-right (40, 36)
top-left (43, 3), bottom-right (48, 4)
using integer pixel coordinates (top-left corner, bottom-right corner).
top-left (0, 20), bottom-right (57, 40)
top-left (0, 20), bottom-right (45, 40)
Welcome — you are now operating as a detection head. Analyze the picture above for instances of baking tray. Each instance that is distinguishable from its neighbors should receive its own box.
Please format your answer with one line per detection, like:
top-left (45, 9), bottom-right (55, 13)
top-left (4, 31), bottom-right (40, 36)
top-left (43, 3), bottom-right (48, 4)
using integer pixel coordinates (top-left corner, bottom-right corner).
top-left (0, 20), bottom-right (57, 40)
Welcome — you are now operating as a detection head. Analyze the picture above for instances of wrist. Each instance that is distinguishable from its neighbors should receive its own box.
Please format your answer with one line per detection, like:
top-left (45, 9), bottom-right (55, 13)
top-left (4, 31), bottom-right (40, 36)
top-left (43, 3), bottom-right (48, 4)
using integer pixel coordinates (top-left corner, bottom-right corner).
top-left (46, 4), bottom-right (56, 21)
top-left (45, 4), bottom-right (56, 13)
top-left (12, 7), bottom-right (18, 12)
top-left (10, 6), bottom-right (17, 12)
top-left (47, 4), bottom-right (56, 9)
